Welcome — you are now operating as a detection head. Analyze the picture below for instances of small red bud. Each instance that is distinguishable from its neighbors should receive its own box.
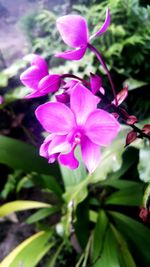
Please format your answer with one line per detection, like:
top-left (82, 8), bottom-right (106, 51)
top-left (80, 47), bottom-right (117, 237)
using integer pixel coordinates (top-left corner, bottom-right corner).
top-left (125, 130), bottom-right (137, 146)
top-left (139, 207), bottom-right (149, 222)
top-left (142, 124), bottom-right (150, 135)
top-left (126, 115), bottom-right (138, 125)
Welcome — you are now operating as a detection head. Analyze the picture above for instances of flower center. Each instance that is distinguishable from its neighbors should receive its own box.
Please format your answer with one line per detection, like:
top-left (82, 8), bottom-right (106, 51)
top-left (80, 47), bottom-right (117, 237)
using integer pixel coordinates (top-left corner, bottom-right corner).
top-left (74, 132), bottom-right (81, 145)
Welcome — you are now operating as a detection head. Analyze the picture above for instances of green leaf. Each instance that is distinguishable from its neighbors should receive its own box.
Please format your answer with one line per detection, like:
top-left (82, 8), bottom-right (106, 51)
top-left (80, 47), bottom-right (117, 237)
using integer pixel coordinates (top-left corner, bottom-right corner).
top-left (110, 224), bottom-right (136, 267)
top-left (101, 180), bottom-right (141, 190)
top-left (0, 71), bottom-right (8, 87)
top-left (26, 206), bottom-right (60, 224)
top-left (92, 210), bottom-right (109, 262)
top-left (123, 78), bottom-right (147, 91)
top-left (0, 231), bottom-right (53, 267)
top-left (4, 87), bottom-right (30, 103)
top-left (91, 127), bottom-right (127, 182)
top-left (93, 226), bottom-right (120, 267)
top-left (110, 211), bottom-right (150, 266)
top-left (138, 148), bottom-right (150, 182)
top-left (63, 176), bottom-right (89, 206)
top-left (46, 242), bottom-right (64, 267)
top-left (34, 174), bottom-right (63, 199)
top-left (0, 200), bottom-right (50, 218)
top-left (75, 200), bottom-right (89, 249)
top-left (0, 136), bottom-right (60, 176)
top-left (105, 184), bottom-right (143, 206)
top-left (59, 147), bottom-right (87, 189)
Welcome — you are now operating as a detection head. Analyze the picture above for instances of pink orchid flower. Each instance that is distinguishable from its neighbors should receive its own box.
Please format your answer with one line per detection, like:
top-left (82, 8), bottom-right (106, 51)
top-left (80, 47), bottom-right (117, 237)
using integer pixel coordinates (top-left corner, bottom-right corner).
top-left (55, 8), bottom-right (110, 60)
top-left (20, 54), bottom-right (61, 98)
top-left (35, 83), bottom-right (120, 173)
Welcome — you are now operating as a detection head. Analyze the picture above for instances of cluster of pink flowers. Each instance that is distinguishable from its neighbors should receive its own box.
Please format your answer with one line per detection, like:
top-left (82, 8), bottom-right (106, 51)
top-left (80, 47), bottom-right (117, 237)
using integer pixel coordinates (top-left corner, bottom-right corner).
top-left (20, 8), bottom-right (121, 173)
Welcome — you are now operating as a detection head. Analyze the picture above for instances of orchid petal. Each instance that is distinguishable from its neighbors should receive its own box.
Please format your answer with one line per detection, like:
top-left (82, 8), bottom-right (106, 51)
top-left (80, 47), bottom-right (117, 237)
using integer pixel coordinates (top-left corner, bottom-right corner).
top-left (35, 102), bottom-right (76, 134)
top-left (59, 149), bottom-right (79, 169)
top-left (85, 109), bottom-right (120, 146)
top-left (112, 85), bottom-right (128, 106)
top-left (90, 8), bottom-right (110, 40)
top-left (48, 135), bottom-right (71, 155)
top-left (81, 136), bottom-right (100, 173)
top-left (56, 15), bottom-right (89, 48)
top-left (39, 134), bottom-right (55, 158)
top-left (55, 46), bottom-right (87, 60)
top-left (25, 90), bottom-right (49, 99)
top-left (63, 80), bottom-right (78, 90)
top-left (20, 66), bottom-right (43, 90)
top-left (90, 73), bottom-right (102, 94)
top-left (70, 83), bottom-right (99, 125)
top-left (38, 74), bottom-right (61, 93)
top-left (56, 93), bottom-right (70, 103)
top-left (24, 54), bottom-right (48, 74)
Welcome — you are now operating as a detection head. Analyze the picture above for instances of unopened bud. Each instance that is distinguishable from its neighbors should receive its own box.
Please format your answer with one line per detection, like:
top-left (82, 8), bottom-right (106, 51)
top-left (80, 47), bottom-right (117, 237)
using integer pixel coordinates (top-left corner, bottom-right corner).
top-left (125, 130), bottom-right (137, 146)
top-left (127, 115), bottom-right (138, 125)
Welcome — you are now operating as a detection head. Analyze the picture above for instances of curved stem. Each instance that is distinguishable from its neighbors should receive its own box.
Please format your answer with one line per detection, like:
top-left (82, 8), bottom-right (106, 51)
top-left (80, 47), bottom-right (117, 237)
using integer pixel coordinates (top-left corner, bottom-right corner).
top-left (87, 43), bottom-right (118, 106)
top-left (61, 73), bottom-right (90, 87)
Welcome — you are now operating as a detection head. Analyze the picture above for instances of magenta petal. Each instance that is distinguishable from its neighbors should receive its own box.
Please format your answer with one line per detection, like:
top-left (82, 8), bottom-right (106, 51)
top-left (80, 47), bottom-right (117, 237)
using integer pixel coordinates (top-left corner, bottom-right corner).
top-left (56, 15), bottom-right (89, 48)
top-left (112, 86), bottom-right (128, 106)
top-left (24, 54), bottom-right (48, 75)
top-left (63, 80), bottom-right (78, 90)
top-left (38, 74), bottom-right (61, 93)
top-left (55, 46), bottom-right (87, 60)
top-left (35, 102), bottom-right (76, 134)
top-left (70, 83), bottom-right (99, 124)
top-left (58, 149), bottom-right (79, 169)
top-left (20, 66), bottom-right (43, 90)
top-left (90, 73), bottom-right (102, 94)
top-left (48, 135), bottom-right (71, 155)
top-left (56, 93), bottom-right (70, 103)
top-left (25, 90), bottom-right (49, 99)
top-left (90, 8), bottom-right (110, 40)
top-left (85, 109), bottom-right (120, 146)
top-left (39, 134), bottom-right (55, 158)
top-left (81, 136), bottom-right (100, 173)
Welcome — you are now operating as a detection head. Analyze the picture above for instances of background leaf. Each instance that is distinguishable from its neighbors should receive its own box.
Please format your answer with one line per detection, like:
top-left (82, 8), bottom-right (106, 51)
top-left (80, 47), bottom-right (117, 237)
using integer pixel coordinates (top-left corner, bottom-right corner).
top-left (0, 231), bottom-right (53, 267)
top-left (0, 136), bottom-right (60, 176)
top-left (0, 200), bottom-right (50, 218)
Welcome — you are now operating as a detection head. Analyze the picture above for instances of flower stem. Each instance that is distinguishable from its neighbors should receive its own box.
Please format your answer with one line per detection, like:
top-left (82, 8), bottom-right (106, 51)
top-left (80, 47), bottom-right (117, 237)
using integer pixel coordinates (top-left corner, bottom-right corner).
top-left (61, 73), bottom-right (90, 87)
top-left (87, 43), bottom-right (118, 106)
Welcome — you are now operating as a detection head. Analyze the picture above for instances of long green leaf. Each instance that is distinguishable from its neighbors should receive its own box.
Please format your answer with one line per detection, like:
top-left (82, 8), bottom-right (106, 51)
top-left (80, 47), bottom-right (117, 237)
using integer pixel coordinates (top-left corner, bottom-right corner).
top-left (92, 210), bottom-right (108, 261)
top-left (46, 242), bottom-right (64, 267)
top-left (0, 200), bottom-right (50, 218)
top-left (59, 147), bottom-right (87, 189)
top-left (0, 136), bottom-right (60, 176)
top-left (110, 211), bottom-right (150, 266)
top-left (105, 184), bottom-right (143, 206)
top-left (93, 226), bottom-right (120, 267)
top-left (111, 224), bottom-right (136, 267)
top-left (0, 231), bottom-right (53, 267)
top-left (26, 206), bottom-right (60, 224)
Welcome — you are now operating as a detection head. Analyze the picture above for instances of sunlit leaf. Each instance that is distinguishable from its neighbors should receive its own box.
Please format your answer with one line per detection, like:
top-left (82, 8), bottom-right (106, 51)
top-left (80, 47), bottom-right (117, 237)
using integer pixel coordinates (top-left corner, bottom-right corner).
top-left (0, 231), bottom-right (53, 267)
top-left (138, 148), bottom-right (150, 182)
top-left (123, 78), bottom-right (147, 91)
top-left (0, 200), bottom-right (50, 218)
